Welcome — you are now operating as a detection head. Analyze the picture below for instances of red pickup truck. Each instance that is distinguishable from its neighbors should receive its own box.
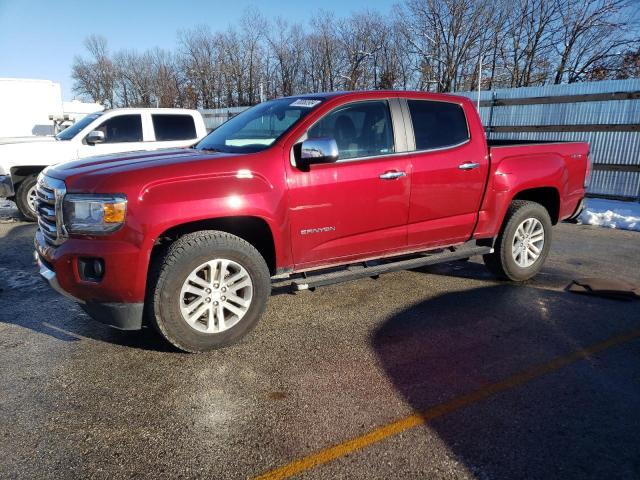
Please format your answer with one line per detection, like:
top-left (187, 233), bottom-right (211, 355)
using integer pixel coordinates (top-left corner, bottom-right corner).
top-left (34, 91), bottom-right (589, 352)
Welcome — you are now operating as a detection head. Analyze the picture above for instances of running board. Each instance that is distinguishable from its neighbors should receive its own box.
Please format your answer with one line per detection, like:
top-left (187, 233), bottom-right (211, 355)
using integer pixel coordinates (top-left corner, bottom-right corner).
top-left (282, 244), bottom-right (493, 292)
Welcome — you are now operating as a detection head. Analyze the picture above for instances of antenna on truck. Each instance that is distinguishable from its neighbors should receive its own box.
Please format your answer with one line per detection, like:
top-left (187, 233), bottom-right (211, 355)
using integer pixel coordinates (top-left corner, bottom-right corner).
top-left (477, 54), bottom-right (483, 111)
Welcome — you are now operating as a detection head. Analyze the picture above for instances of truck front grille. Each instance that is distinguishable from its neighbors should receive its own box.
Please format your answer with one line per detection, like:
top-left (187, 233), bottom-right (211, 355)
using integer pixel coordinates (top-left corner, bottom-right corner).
top-left (35, 175), bottom-right (67, 246)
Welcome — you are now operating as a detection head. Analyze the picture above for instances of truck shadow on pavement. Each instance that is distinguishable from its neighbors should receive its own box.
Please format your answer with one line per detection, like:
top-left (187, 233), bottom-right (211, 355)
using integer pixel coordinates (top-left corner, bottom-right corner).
top-left (0, 222), bottom-right (175, 351)
top-left (372, 284), bottom-right (640, 479)
top-left (416, 259), bottom-right (577, 292)
top-left (0, 292), bottom-right (173, 352)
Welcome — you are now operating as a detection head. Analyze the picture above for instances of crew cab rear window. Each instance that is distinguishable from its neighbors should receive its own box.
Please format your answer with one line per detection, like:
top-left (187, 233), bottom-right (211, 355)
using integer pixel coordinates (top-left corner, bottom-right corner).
top-left (407, 100), bottom-right (469, 150)
top-left (94, 114), bottom-right (143, 143)
top-left (152, 114), bottom-right (197, 141)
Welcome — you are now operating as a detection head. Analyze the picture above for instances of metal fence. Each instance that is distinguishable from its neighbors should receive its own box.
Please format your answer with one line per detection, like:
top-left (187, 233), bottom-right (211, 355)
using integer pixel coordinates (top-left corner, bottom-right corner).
top-left (199, 106), bottom-right (249, 131)
top-left (454, 79), bottom-right (640, 201)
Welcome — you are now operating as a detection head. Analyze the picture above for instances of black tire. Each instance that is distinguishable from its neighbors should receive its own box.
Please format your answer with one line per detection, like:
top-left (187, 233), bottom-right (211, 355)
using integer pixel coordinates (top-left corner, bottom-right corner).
top-left (15, 174), bottom-right (38, 221)
top-left (147, 230), bottom-right (271, 353)
top-left (483, 200), bottom-right (552, 281)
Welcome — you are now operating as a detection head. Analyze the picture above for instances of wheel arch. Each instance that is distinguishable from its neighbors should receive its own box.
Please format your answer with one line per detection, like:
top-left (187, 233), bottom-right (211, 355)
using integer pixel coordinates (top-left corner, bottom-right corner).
top-left (512, 187), bottom-right (560, 224)
top-left (151, 216), bottom-right (277, 275)
top-left (10, 165), bottom-right (46, 187)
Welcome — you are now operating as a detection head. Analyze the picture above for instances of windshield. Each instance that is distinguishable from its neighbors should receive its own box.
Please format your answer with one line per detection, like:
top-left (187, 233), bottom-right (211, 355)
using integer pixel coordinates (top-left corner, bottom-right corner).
top-left (56, 113), bottom-right (102, 141)
top-left (195, 98), bottom-right (323, 154)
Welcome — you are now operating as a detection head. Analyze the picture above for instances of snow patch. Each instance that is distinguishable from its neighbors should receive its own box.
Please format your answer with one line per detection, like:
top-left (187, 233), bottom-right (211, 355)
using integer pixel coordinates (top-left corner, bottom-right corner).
top-left (0, 199), bottom-right (19, 222)
top-left (0, 266), bottom-right (46, 291)
top-left (579, 198), bottom-right (640, 232)
top-left (0, 199), bottom-right (15, 211)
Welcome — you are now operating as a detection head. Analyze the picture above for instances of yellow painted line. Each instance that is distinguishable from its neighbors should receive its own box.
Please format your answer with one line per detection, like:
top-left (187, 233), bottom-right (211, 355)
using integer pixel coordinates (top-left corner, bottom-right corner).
top-left (254, 328), bottom-right (640, 480)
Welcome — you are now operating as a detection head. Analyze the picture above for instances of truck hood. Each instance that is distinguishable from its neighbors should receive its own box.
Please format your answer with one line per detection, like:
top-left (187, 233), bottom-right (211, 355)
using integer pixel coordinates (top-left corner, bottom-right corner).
top-left (45, 148), bottom-right (251, 193)
top-left (47, 148), bottom-right (220, 179)
top-left (0, 139), bottom-right (76, 169)
top-left (0, 136), bottom-right (56, 145)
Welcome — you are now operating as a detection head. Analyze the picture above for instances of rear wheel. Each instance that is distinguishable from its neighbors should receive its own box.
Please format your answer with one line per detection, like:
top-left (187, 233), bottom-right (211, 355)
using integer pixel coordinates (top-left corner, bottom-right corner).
top-left (483, 200), bottom-right (552, 281)
top-left (15, 174), bottom-right (38, 221)
top-left (148, 231), bottom-right (271, 352)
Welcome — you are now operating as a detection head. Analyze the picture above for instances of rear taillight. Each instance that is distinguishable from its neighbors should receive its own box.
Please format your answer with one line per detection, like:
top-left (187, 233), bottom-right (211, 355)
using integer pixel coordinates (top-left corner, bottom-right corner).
top-left (584, 153), bottom-right (592, 189)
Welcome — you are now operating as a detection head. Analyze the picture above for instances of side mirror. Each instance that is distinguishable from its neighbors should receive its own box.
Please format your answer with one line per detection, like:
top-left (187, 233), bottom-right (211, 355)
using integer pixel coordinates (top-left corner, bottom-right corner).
top-left (298, 137), bottom-right (339, 169)
top-left (86, 130), bottom-right (105, 145)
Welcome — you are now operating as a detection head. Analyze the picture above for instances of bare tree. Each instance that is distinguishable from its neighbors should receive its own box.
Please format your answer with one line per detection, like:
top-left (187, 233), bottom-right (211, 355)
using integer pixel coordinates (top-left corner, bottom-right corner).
top-left (400, 0), bottom-right (493, 92)
top-left (266, 18), bottom-right (305, 97)
top-left (500, 0), bottom-right (559, 87)
top-left (217, 11), bottom-right (266, 107)
top-left (71, 35), bottom-right (117, 107)
top-left (177, 25), bottom-right (220, 108)
top-left (151, 48), bottom-right (184, 107)
top-left (306, 11), bottom-right (341, 92)
top-left (336, 11), bottom-right (387, 90)
top-left (553, 0), bottom-right (638, 83)
top-left (240, 10), bottom-right (267, 104)
top-left (617, 48), bottom-right (640, 78)
top-left (114, 50), bottom-right (155, 107)
top-left (72, 1), bottom-right (640, 109)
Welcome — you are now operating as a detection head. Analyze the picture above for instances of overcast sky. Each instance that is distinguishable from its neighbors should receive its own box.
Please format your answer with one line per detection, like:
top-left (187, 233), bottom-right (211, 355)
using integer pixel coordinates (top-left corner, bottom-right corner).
top-left (0, 0), bottom-right (396, 100)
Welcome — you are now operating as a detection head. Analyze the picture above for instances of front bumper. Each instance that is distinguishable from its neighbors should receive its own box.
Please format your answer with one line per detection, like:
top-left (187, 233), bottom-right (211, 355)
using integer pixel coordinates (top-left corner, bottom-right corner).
top-left (36, 250), bottom-right (84, 303)
top-left (0, 174), bottom-right (14, 197)
top-left (35, 237), bottom-right (144, 331)
top-left (34, 229), bottom-right (147, 302)
top-left (79, 302), bottom-right (144, 330)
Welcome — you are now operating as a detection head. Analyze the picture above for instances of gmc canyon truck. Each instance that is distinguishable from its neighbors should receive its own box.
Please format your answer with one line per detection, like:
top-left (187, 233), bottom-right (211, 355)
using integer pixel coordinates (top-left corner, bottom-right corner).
top-left (0, 108), bottom-right (207, 220)
top-left (34, 91), bottom-right (589, 352)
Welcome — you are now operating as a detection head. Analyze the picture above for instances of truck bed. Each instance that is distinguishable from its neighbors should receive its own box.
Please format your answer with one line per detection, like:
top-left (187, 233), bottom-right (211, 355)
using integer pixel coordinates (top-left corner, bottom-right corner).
top-left (487, 139), bottom-right (573, 147)
top-left (475, 139), bottom-right (590, 238)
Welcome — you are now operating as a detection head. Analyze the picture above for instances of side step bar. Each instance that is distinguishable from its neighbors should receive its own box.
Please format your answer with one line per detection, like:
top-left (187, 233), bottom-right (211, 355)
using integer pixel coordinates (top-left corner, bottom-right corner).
top-left (278, 243), bottom-right (493, 292)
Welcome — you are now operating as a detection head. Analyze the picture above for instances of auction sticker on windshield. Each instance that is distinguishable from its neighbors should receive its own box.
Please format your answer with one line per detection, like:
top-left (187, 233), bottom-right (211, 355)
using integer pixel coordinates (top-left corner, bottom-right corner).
top-left (290, 99), bottom-right (321, 108)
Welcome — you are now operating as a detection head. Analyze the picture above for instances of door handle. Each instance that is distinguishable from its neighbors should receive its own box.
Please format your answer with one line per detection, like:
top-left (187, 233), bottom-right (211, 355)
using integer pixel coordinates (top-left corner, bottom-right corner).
top-left (379, 171), bottom-right (406, 180)
top-left (458, 162), bottom-right (480, 170)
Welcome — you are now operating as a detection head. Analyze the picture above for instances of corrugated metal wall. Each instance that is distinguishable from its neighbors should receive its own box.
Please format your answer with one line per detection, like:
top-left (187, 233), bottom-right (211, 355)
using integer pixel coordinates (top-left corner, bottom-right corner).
top-left (455, 79), bottom-right (640, 200)
top-left (199, 107), bottom-right (249, 131)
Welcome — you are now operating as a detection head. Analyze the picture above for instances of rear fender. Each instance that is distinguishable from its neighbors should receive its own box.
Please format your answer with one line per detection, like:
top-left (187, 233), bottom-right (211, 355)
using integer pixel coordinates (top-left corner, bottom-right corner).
top-left (474, 153), bottom-right (566, 238)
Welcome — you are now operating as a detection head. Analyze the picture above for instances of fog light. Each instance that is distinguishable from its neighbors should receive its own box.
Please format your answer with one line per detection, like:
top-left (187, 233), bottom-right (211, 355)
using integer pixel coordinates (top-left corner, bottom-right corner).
top-left (78, 257), bottom-right (105, 282)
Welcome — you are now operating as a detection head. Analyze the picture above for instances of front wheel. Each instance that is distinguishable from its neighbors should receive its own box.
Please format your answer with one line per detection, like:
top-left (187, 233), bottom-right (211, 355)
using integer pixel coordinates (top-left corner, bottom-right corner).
top-left (15, 174), bottom-right (39, 221)
top-left (148, 231), bottom-right (271, 352)
top-left (483, 200), bottom-right (552, 281)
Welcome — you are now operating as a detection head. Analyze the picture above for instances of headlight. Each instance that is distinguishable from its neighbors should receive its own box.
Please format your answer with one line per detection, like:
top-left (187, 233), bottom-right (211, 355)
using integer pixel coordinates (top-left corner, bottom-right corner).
top-left (63, 194), bottom-right (127, 234)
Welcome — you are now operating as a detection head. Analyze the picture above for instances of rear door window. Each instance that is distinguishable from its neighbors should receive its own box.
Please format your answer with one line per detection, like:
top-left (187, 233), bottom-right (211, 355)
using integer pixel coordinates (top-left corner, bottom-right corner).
top-left (407, 100), bottom-right (469, 150)
top-left (93, 114), bottom-right (143, 143)
top-left (152, 114), bottom-right (197, 141)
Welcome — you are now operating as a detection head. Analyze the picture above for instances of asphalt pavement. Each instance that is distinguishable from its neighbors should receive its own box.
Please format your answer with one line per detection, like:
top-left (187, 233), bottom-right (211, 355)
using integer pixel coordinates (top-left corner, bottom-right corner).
top-left (1, 202), bottom-right (639, 480)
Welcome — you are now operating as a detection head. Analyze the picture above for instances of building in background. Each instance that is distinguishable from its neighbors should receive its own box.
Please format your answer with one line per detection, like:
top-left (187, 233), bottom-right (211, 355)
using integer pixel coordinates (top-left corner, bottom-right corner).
top-left (0, 78), bottom-right (103, 140)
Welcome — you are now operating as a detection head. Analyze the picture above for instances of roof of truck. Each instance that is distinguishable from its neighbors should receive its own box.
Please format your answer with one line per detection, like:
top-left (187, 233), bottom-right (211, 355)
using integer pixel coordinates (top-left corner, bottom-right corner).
top-left (287, 90), bottom-right (470, 103)
top-left (103, 108), bottom-right (201, 114)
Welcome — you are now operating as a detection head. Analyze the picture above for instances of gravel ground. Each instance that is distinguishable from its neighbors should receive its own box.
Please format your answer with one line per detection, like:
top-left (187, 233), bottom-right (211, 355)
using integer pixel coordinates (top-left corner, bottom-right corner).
top-left (1, 206), bottom-right (639, 480)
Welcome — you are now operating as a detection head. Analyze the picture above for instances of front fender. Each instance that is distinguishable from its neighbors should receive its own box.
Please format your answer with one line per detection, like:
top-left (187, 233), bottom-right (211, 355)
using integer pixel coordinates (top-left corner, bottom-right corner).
top-left (134, 171), bottom-right (287, 268)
